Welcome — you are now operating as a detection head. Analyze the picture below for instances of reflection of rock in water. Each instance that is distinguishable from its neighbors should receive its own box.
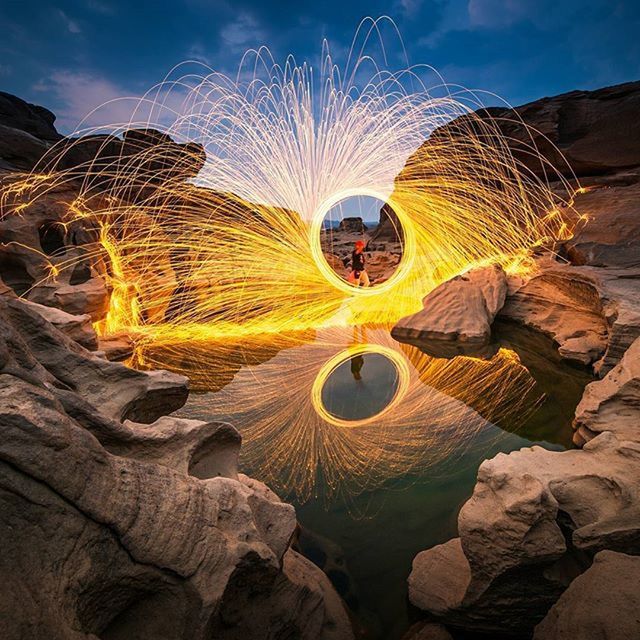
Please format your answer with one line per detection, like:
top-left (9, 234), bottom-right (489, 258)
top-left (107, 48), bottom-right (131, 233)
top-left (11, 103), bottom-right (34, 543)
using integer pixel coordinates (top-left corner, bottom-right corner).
top-left (132, 330), bottom-right (315, 392)
top-left (150, 326), bottom-right (544, 510)
top-left (294, 527), bottom-right (358, 609)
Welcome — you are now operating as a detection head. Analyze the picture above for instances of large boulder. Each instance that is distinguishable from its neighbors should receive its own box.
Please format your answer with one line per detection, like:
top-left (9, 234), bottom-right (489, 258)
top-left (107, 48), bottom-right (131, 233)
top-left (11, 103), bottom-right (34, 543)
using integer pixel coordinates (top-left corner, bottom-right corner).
top-left (0, 91), bottom-right (61, 141)
top-left (499, 263), bottom-right (640, 374)
top-left (499, 265), bottom-right (608, 366)
top-left (19, 298), bottom-right (98, 350)
top-left (337, 217), bottom-right (367, 233)
top-left (533, 551), bottom-right (640, 640)
top-left (573, 337), bottom-right (640, 446)
top-left (392, 264), bottom-right (507, 356)
top-left (0, 123), bottom-right (52, 171)
top-left (408, 433), bottom-right (640, 634)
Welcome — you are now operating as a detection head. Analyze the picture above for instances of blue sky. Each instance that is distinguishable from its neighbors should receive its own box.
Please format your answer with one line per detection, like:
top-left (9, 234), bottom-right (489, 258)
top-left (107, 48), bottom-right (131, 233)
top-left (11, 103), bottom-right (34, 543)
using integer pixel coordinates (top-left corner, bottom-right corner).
top-left (1, 1), bottom-right (638, 133)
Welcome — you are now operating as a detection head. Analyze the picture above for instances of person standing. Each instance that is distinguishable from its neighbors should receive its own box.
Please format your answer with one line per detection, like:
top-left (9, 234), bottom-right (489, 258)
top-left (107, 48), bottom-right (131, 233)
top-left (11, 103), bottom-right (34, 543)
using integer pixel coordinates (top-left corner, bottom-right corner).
top-left (348, 240), bottom-right (370, 287)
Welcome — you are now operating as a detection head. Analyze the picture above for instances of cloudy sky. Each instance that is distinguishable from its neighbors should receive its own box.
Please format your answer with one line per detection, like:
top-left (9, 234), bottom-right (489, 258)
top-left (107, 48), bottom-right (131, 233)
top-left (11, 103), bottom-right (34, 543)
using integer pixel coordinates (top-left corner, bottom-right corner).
top-left (1, 1), bottom-right (638, 133)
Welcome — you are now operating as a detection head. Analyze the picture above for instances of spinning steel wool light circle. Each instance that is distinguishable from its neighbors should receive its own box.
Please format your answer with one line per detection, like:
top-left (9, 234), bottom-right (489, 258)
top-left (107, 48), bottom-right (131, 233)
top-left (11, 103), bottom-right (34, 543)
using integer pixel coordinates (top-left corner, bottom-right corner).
top-left (0, 18), bottom-right (581, 341)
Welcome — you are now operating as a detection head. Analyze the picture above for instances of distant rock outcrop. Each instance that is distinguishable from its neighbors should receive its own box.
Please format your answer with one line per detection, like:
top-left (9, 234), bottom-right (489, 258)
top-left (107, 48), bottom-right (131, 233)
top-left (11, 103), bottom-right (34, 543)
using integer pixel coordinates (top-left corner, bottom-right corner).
top-left (376, 80), bottom-right (640, 240)
top-left (337, 216), bottom-right (367, 233)
top-left (0, 91), bottom-right (206, 184)
top-left (0, 91), bottom-right (62, 141)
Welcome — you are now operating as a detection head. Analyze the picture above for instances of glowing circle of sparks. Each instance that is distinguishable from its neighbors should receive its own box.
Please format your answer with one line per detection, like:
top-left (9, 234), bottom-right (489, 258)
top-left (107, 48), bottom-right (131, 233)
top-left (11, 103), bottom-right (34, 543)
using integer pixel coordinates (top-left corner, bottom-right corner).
top-left (310, 343), bottom-right (411, 427)
top-left (310, 188), bottom-right (416, 296)
top-left (0, 18), bottom-right (583, 342)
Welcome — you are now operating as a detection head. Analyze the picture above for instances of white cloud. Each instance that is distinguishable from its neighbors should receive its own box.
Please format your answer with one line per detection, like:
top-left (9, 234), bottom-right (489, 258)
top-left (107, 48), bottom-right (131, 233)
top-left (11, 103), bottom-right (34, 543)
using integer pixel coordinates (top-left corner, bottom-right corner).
top-left (31, 70), bottom-right (192, 135)
top-left (57, 9), bottom-right (82, 34)
top-left (86, 0), bottom-right (115, 15)
top-left (397, 0), bottom-right (424, 16)
top-left (220, 13), bottom-right (266, 52)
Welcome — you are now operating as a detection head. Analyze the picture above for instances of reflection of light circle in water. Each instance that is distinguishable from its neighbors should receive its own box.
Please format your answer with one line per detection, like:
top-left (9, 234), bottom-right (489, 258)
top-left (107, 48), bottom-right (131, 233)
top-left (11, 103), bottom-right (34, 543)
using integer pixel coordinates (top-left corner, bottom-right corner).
top-left (311, 345), bottom-right (410, 427)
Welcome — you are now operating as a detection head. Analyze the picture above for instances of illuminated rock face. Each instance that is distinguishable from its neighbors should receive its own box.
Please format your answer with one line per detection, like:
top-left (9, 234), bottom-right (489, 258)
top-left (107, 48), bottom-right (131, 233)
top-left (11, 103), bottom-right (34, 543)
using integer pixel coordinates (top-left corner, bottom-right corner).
top-left (0, 296), bottom-right (353, 640)
top-left (392, 264), bottom-right (507, 356)
top-left (0, 185), bottom-right (112, 321)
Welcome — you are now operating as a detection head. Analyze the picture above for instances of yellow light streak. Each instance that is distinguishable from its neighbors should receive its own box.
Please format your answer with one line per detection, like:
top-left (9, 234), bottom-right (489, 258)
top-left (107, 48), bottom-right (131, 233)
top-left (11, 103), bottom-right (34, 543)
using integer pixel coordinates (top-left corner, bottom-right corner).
top-left (0, 19), bottom-right (583, 343)
top-left (135, 326), bottom-right (542, 506)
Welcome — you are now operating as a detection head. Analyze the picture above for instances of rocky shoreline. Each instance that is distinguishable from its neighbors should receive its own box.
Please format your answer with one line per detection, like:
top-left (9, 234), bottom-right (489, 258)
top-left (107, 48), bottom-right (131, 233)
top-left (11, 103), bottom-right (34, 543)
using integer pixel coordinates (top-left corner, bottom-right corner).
top-left (0, 92), bottom-right (354, 640)
top-left (394, 81), bottom-right (640, 639)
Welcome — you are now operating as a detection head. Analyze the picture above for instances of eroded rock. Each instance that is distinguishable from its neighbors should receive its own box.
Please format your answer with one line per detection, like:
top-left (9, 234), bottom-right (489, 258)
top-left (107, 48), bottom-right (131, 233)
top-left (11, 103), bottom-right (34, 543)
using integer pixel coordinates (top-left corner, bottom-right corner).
top-left (533, 551), bottom-right (640, 640)
top-left (392, 264), bottom-right (507, 356)
top-left (408, 433), bottom-right (640, 633)
top-left (573, 337), bottom-right (640, 446)
top-left (0, 285), bottom-right (353, 640)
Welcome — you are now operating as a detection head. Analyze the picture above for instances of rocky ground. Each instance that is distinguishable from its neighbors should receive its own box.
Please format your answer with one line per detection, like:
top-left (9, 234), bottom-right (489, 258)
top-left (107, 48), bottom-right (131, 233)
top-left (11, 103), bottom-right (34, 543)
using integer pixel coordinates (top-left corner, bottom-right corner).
top-left (395, 81), bottom-right (640, 638)
top-left (0, 92), bottom-right (353, 640)
top-left (320, 217), bottom-right (403, 285)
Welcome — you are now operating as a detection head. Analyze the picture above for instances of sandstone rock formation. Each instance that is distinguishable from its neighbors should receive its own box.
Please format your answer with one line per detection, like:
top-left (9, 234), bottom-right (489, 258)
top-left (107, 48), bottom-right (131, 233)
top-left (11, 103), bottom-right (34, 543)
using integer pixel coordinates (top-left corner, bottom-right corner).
top-left (0, 91), bottom-right (61, 142)
top-left (533, 550), bottom-right (640, 640)
top-left (0, 181), bottom-right (112, 320)
top-left (573, 336), bottom-right (640, 446)
top-left (407, 81), bottom-right (640, 638)
top-left (408, 431), bottom-right (640, 634)
top-left (338, 216), bottom-right (367, 233)
top-left (392, 264), bottom-right (507, 356)
top-left (0, 294), bottom-right (353, 640)
top-left (499, 263), bottom-right (640, 374)
top-left (563, 176), bottom-right (640, 269)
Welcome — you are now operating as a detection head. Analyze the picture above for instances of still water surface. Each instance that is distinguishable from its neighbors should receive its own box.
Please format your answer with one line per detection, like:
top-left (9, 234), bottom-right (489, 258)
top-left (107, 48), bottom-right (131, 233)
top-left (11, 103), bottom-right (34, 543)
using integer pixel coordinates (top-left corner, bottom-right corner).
top-left (134, 323), bottom-right (591, 639)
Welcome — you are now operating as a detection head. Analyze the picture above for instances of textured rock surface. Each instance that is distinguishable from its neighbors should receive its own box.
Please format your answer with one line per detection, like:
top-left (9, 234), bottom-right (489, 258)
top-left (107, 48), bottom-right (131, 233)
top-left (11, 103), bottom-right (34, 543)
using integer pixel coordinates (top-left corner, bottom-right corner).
top-left (499, 265), bottom-right (609, 366)
top-left (20, 298), bottom-right (98, 350)
top-left (0, 295), bottom-right (353, 640)
top-left (392, 264), bottom-right (507, 355)
top-left (573, 337), bottom-right (640, 446)
top-left (0, 91), bottom-right (61, 142)
top-left (563, 179), bottom-right (640, 269)
top-left (0, 183), bottom-right (112, 320)
top-left (533, 551), bottom-right (640, 640)
top-left (499, 263), bottom-right (640, 373)
top-left (408, 433), bottom-right (640, 633)
top-left (431, 81), bottom-right (640, 181)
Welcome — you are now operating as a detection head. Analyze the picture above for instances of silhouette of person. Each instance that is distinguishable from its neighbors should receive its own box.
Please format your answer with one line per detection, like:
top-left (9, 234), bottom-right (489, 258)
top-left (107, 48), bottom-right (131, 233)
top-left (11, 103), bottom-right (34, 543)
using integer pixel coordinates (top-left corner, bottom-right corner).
top-left (350, 353), bottom-right (364, 380)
